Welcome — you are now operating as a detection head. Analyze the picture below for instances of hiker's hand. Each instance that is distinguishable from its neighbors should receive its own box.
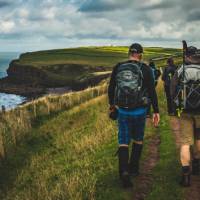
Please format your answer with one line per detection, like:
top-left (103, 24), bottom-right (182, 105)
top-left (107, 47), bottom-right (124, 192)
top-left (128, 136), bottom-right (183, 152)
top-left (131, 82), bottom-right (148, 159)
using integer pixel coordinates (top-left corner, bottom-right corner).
top-left (152, 113), bottom-right (160, 127)
top-left (109, 105), bottom-right (118, 120)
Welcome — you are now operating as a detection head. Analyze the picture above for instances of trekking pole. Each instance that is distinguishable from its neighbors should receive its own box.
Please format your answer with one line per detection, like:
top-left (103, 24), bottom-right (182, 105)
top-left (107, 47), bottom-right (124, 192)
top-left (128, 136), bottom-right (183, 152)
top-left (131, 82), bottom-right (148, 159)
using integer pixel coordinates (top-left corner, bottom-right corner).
top-left (182, 40), bottom-right (187, 109)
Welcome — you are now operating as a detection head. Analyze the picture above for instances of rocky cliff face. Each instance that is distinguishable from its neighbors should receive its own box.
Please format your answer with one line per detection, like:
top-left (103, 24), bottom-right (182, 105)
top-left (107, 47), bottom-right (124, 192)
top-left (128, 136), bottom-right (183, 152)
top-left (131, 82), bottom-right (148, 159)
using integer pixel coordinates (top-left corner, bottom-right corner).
top-left (7, 60), bottom-right (47, 86)
top-left (0, 59), bottom-right (111, 97)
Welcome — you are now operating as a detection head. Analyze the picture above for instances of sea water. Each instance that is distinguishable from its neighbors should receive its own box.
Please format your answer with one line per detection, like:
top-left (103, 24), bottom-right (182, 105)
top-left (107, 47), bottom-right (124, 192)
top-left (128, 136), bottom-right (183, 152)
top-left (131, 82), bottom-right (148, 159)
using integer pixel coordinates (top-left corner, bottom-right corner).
top-left (0, 52), bottom-right (26, 110)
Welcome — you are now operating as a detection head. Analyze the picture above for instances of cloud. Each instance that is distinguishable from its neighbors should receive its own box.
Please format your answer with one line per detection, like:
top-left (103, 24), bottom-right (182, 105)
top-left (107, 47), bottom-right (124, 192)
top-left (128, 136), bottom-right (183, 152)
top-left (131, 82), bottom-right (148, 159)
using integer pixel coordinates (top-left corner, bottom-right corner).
top-left (0, 20), bottom-right (15, 33)
top-left (187, 10), bottom-right (200, 21)
top-left (0, 1), bottom-right (11, 8)
top-left (0, 0), bottom-right (200, 51)
top-left (139, 1), bottom-right (174, 10)
top-left (79, 0), bottom-right (130, 12)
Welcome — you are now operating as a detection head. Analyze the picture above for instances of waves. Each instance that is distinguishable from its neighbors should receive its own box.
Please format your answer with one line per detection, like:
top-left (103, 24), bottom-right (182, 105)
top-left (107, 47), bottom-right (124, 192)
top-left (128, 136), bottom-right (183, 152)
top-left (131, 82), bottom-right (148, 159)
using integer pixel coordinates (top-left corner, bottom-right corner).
top-left (0, 52), bottom-right (26, 110)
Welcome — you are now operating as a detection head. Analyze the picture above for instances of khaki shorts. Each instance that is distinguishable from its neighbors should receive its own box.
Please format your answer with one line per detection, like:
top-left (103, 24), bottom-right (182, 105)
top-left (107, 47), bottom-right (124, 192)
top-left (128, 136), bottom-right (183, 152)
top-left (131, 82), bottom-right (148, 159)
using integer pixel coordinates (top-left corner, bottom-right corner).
top-left (179, 113), bottom-right (200, 145)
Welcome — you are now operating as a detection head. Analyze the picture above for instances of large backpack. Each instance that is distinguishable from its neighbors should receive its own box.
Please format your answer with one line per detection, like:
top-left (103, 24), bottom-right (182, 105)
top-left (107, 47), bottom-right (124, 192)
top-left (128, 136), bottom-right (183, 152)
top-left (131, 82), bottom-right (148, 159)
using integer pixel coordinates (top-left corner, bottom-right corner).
top-left (177, 64), bottom-right (200, 110)
top-left (114, 61), bottom-right (146, 108)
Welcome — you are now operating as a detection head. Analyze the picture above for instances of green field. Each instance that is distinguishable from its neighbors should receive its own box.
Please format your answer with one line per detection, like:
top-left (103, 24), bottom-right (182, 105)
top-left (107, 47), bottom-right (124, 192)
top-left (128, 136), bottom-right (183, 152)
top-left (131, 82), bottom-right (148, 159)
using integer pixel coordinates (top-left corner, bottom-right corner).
top-left (18, 46), bottom-right (181, 67)
top-left (0, 47), bottom-right (187, 199)
top-left (8, 47), bottom-right (182, 88)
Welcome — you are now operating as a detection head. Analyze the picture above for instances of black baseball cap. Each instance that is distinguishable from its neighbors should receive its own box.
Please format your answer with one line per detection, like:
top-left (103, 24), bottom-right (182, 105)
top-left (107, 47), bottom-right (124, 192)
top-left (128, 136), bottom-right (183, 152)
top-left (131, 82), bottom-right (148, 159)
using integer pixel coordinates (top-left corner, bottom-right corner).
top-left (129, 43), bottom-right (143, 54)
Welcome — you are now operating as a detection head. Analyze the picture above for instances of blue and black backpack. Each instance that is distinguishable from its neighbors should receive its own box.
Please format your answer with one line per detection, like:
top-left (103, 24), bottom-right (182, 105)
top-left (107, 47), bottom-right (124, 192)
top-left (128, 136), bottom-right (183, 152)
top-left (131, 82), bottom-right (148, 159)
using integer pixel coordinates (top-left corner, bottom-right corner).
top-left (114, 61), bottom-right (147, 108)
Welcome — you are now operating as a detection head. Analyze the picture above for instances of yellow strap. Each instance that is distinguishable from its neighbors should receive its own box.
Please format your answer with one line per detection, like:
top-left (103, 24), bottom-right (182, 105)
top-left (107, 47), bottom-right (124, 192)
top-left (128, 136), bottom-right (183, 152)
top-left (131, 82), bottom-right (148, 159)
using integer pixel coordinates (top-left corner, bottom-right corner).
top-left (176, 108), bottom-right (183, 118)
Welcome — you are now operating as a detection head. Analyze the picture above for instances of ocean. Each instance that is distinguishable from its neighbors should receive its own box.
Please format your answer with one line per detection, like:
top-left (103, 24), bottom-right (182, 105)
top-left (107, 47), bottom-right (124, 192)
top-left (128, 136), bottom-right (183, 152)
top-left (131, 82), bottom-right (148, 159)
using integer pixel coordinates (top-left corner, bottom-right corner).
top-left (0, 52), bottom-right (26, 110)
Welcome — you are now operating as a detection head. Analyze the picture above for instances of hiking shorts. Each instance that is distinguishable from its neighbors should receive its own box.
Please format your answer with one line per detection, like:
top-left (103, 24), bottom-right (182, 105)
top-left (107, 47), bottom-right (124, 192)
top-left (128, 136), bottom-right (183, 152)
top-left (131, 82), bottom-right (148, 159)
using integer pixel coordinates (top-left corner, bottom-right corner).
top-left (179, 113), bottom-right (200, 145)
top-left (118, 108), bottom-right (146, 145)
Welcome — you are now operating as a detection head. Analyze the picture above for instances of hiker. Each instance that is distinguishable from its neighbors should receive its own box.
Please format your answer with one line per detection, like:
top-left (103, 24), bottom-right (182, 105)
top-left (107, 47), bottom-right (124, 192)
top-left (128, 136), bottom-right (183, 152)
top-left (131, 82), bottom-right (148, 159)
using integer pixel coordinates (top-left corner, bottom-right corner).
top-left (162, 57), bottom-right (177, 115)
top-left (147, 61), bottom-right (161, 117)
top-left (108, 43), bottom-right (160, 188)
top-left (171, 41), bottom-right (200, 187)
top-left (149, 60), bottom-right (161, 87)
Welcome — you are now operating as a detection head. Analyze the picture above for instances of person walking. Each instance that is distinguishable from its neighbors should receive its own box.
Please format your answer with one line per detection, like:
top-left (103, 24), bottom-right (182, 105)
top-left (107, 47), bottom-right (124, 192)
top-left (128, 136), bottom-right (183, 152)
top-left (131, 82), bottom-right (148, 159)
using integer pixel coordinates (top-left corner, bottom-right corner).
top-left (108, 43), bottom-right (160, 188)
top-left (171, 41), bottom-right (200, 187)
top-left (162, 57), bottom-right (177, 115)
top-left (147, 60), bottom-right (161, 117)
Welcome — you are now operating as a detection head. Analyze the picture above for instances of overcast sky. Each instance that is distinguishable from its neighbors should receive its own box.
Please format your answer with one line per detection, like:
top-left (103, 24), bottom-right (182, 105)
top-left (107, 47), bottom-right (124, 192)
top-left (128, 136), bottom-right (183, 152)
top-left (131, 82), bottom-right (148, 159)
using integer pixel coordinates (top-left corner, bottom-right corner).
top-left (0, 0), bottom-right (200, 52)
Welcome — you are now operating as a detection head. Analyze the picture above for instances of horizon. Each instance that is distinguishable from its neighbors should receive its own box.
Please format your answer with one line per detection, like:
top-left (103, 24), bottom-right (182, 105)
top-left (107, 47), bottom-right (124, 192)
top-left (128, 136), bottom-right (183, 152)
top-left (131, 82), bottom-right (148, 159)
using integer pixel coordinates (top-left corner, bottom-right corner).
top-left (0, 44), bottom-right (186, 54)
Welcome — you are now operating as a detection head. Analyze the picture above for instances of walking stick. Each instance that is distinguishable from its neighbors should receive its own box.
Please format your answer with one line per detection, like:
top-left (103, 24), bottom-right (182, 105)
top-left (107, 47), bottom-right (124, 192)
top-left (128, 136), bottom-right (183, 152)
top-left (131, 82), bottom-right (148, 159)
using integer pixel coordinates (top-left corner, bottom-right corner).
top-left (182, 40), bottom-right (187, 109)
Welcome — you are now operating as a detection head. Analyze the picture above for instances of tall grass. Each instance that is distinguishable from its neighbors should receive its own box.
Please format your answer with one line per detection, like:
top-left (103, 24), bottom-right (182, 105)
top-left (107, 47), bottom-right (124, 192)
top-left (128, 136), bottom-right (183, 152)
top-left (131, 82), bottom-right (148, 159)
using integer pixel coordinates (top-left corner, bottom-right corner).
top-left (0, 84), bottom-right (107, 160)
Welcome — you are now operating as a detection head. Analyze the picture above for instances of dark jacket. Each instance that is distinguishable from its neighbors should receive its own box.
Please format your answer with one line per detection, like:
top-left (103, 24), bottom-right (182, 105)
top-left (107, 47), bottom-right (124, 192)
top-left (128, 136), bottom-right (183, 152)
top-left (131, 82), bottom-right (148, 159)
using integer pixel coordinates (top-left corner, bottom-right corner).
top-left (108, 60), bottom-right (159, 113)
top-left (162, 65), bottom-right (177, 86)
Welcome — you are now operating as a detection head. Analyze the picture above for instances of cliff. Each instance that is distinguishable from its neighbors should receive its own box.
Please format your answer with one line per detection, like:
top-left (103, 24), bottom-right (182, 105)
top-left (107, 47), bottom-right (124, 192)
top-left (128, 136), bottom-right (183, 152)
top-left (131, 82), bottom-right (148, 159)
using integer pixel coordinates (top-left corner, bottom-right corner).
top-left (0, 46), bottom-right (182, 97)
top-left (0, 47), bottom-right (118, 97)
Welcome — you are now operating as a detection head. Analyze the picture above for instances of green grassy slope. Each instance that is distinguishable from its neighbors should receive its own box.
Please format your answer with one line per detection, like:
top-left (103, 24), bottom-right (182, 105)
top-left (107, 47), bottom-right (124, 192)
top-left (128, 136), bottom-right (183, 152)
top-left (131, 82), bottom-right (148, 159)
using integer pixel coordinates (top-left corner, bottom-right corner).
top-left (0, 84), bottom-right (185, 200)
top-left (18, 46), bottom-right (181, 68)
top-left (0, 48), bottom-right (187, 199)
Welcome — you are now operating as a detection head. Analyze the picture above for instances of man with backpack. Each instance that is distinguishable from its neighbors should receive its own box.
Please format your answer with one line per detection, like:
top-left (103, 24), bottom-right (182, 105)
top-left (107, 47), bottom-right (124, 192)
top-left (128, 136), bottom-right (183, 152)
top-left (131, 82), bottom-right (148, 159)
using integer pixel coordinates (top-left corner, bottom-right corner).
top-left (171, 41), bottom-right (200, 187)
top-left (162, 57), bottom-right (177, 115)
top-left (108, 43), bottom-right (160, 188)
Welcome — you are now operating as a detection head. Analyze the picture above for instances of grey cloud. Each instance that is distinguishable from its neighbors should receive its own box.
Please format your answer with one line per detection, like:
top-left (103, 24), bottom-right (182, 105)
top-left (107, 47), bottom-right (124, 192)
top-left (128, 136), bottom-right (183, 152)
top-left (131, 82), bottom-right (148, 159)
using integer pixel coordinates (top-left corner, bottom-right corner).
top-left (78, 0), bottom-right (130, 12)
top-left (0, 0), bottom-right (200, 51)
top-left (188, 10), bottom-right (200, 22)
top-left (0, 1), bottom-right (11, 8)
top-left (139, 1), bottom-right (174, 11)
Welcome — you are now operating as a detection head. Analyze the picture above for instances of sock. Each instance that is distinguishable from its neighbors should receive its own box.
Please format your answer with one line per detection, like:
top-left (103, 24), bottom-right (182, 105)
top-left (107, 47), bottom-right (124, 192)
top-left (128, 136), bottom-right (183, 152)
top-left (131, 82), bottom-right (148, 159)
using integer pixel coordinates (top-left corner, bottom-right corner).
top-left (129, 143), bottom-right (143, 171)
top-left (182, 166), bottom-right (190, 174)
top-left (118, 146), bottom-right (129, 177)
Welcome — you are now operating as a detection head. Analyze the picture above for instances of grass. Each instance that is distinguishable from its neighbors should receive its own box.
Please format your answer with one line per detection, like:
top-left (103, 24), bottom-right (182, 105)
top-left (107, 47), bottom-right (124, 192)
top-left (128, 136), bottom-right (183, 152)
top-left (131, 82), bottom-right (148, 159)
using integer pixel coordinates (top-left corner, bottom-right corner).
top-left (0, 79), bottom-right (185, 200)
top-left (0, 48), bottom-right (188, 199)
top-left (0, 94), bottom-right (159, 200)
top-left (18, 47), bottom-right (182, 68)
top-left (146, 82), bottom-right (184, 200)
top-left (0, 83), bottom-right (107, 159)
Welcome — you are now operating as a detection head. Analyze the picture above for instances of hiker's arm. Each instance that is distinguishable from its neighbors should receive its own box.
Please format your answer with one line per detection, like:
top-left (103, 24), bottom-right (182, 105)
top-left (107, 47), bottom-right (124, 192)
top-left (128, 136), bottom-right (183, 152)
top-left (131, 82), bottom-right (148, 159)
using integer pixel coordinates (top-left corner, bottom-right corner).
top-left (145, 67), bottom-right (159, 113)
top-left (108, 65), bottom-right (118, 106)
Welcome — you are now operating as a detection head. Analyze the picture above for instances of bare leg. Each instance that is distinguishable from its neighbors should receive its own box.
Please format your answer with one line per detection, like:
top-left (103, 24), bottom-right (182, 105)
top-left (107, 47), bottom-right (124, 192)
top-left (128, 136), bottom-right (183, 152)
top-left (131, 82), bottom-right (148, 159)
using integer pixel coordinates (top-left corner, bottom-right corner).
top-left (180, 145), bottom-right (191, 166)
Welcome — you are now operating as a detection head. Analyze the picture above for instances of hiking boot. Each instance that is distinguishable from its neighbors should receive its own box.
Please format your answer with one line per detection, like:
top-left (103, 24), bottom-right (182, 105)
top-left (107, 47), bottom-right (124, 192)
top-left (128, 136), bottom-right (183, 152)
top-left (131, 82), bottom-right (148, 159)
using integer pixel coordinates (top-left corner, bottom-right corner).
top-left (180, 173), bottom-right (191, 187)
top-left (192, 159), bottom-right (200, 175)
top-left (129, 165), bottom-right (140, 177)
top-left (120, 171), bottom-right (133, 188)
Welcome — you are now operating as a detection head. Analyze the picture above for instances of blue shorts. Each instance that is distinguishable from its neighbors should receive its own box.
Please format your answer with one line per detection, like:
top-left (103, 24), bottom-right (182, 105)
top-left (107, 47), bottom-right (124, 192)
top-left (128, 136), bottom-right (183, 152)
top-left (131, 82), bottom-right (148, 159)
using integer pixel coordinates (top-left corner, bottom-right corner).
top-left (118, 107), bottom-right (146, 145)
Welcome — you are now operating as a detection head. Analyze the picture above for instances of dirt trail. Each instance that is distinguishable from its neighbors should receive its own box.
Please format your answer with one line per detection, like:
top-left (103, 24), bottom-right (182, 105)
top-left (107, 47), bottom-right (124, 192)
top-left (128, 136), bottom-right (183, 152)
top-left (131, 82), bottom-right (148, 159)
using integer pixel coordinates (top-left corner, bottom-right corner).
top-left (132, 120), bottom-right (161, 200)
top-left (170, 116), bottom-right (200, 200)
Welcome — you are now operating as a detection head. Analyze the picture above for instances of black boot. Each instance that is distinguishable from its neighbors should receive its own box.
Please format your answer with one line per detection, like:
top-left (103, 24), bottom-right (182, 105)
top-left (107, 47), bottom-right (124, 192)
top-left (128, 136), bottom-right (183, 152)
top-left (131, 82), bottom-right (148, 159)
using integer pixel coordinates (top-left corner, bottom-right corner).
top-left (129, 143), bottom-right (143, 177)
top-left (180, 166), bottom-right (191, 187)
top-left (118, 146), bottom-right (133, 188)
top-left (192, 159), bottom-right (200, 175)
